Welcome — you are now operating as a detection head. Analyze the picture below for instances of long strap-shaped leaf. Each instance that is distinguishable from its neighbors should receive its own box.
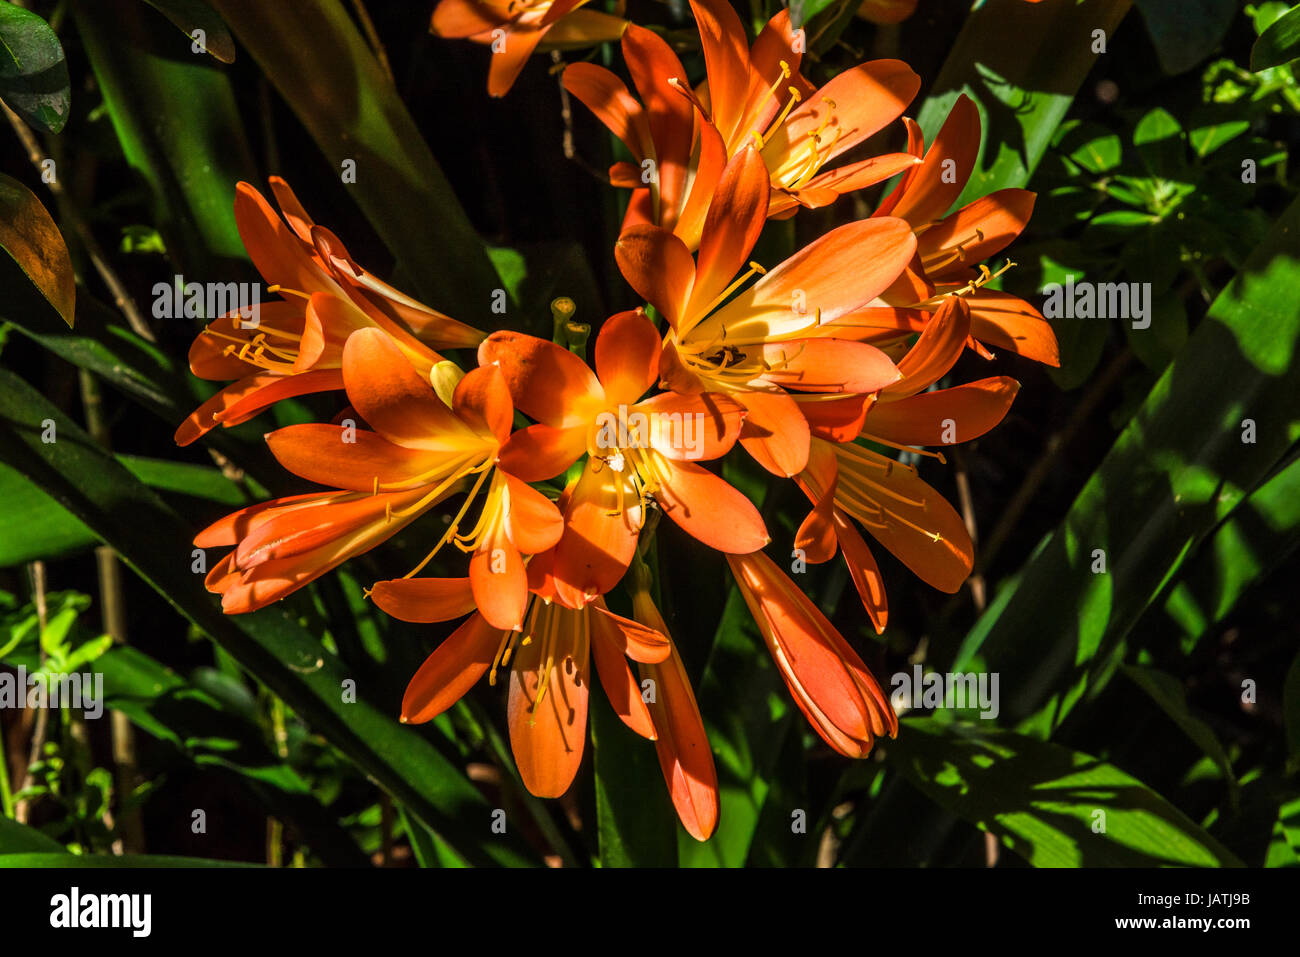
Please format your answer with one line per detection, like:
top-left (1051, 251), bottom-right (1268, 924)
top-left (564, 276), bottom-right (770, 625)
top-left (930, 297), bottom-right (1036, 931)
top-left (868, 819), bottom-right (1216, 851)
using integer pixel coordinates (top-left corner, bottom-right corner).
top-left (952, 193), bottom-right (1300, 735)
top-left (0, 371), bottom-right (539, 867)
top-left (207, 0), bottom-right (500, 320)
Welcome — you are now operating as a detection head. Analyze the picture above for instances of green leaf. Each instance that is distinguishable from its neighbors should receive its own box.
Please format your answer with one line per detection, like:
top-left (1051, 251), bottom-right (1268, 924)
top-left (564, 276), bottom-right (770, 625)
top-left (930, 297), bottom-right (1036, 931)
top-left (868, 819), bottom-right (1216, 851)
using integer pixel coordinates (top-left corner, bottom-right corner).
top-left (138, 0), bottom-right (236, 63)
top-left (916, 0), bottom-right (1131, 203)
top-left (207, 0), bottom-right (499, 319)
top-left (74, 0), bottom-right (258, 269)
top-left (0, 460), bottom-right (96, 566)
top-left (953, 193), bottom-right (1300, 735)
top-left (0, 370), bottom-right (540, 867)
top-left (0, 172), bottom-right (74, 328)
top-left (1251, 2), bottom-right (1300, 71)
top-left (0, 815), bottom-right (67, 854)
top-left (1133, 0), bottom-right (1237, 75)
top-left (788, 0), bottom-right (841, 31)
top-left (889, 719), bottom-right (1242, 866)
top-left (0, 1), bottom-right (70, 133)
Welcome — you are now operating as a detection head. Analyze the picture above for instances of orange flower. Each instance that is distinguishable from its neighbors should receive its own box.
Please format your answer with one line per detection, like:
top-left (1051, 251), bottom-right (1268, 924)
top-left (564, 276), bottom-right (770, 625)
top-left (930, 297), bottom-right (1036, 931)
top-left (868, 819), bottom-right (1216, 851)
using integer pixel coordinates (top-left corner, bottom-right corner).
top-left (563, 0), bottom-right (921, 248)
top-left (198, 328), bottom-right (562, 627)
top-left (616, 146), bottom-right (915, 477)
top-left (727, 549), bottom-right (897, 758)
top-left (794, 297), bottom-right (1020, 628)
top-left (177, 178), bottom-right (483, 446)
top-left (831, 94), bottom-right (1059, 367)
top-left (373, 573), bottom-right (670, 799)
top-left (479, 309), bottom-right (765, 607)
top-left (432, 0), bottom-right (627, 97)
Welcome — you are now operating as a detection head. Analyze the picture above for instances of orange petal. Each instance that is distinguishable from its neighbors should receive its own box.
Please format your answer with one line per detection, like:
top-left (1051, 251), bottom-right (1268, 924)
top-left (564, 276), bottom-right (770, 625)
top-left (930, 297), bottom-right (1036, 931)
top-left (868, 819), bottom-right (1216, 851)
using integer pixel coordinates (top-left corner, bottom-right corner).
top-left (631, 592), bottom-right (718, 841)
top-left (590, 605), bottom-right (657, 739)
top-left (736, 389), bottom-right (810, 477)
top-left (654, 458), bottom-right (769, 554)
top-left (498, 423), bottom-right (588, 481)
top-left (727, 550), bottom-right (897, 756)
top-left (772, 60), bottom-right (919, 170)
top-left (688, 0), bottom-right (751, 144)
top-left (343, 328), bottom-right (477, 450)
top-left (431, 0), bottom-right (505, 37)
top-left (794, 438), bottom-right (839, 564)
top-left (882, 295), bottom-right (971, 399)
top-left (471, 532), bottom-right (528, 631)
top-left (591, 602), bottom-right (671, 663)
top-left (757, 337), bottom-right (901, 394)
top-left (919, 188), bottom-right (1035, 279)
top-left (453, 364), bottom-right (514, 444)
top-left (479, 330), bottom-right (604, 428)
top-left (265, 422), bottom-right (454, 491)
top-left (864, 376), bottom-right (1020, 447)
top-left (508, 603), bottom-right (589, 797)
top-left (687, 146), bottom-right (770, 322)
top-left (890, 93), bottom-right (980, 226)
top-left (234, 182), bottom-right (341, 297)
top-left (486, 27), bottom-right (545, 98)
top-left (622, 24), bottom-right (693, 230)
top-left (552, 459), bottom-right (642, 607)
top-left (796, 393), bottom-right (871, 442)
top-left (634, 390), bottom-right (747, 461)
top-left (188, 300), bottom-right (306, 380)
top-left (563, 62), bottom-right (649, 159)
top-left (704, 217), bottom-right (917, 341)
top-left (595, 309), bottom-right (661, 406)
top-left (402, 612), bottom-right (501, 724)
top-left (614, 225), bottom-right (696, 333)
top-left (175, 369), bottom-right (346, 447)
top-left (961, 287), bottom-right (1060, 366)
top-left (833, 510), bottom-right (888, 634)
top-left (502, 472), bottom-right (565, 554)
top-left (371, 577), bottom-right (477, 623)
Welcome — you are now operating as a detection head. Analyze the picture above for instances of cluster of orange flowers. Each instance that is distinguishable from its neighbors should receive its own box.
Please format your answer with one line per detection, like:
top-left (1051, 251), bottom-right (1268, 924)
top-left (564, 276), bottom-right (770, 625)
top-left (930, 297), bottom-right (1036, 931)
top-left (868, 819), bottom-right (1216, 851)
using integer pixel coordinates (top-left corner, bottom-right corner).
top-left (178, 0), bottom-right (1057, 842)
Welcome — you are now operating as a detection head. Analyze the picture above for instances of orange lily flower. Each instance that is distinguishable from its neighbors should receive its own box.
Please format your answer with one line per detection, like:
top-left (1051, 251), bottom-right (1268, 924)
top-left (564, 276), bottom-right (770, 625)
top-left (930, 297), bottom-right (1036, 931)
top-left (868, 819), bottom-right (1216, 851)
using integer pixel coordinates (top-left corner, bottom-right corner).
top-left (794, 298), bottom-right (1020, 629)
top-left (727, 549), bottom-right (897, 758)
top-left (479, 308), bottom-right (765, 608)
top-left (177, 178), bottom-right (483, 447)
top-left (627, 558), bottom-right (718, 841)
top-left (562, 0), bottom-right (921, 247)
top-left (432, 0), bottom-right (627, 98)
top-left (828, 94), bottom-right (1059, 367)
top-left (616, 146), bottom-right (915, 478)
top-left (198, 328), bottom-right (562, 627)
top-left (373, 573), bottom-right (670, 799)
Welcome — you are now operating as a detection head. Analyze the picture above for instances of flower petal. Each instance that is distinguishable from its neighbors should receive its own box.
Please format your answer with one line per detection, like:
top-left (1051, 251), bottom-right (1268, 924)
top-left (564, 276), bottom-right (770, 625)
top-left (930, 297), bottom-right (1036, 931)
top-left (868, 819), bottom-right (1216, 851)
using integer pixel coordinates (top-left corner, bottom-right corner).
top-left (864, 376), bottom-right (1020, 447)
top-left (265, 422), bottom-right (457, 491)
top-left (479, 331), bottom-right (604, 428)
top-left (402, 613), bottom-right (501, 724)
top-left (654, 458), bottom-right (769, 554)
top-left (371, 577), bottom-right (478, 624)
top-left (595, 309), bottom-right (661, 406)
top-left (889, 93), bottom-right (981, 226)
top-left (614, 225), bottom-right (696, 333)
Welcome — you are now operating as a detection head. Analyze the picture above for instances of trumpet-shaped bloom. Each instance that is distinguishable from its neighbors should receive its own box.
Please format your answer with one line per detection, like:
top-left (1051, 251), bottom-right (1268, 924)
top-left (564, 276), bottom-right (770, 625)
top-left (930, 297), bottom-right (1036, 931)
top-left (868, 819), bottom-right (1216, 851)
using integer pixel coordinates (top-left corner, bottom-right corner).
top-left (616, 146), bottom-right (914, 477)
top-left (373, 573), bottom-right (670, 798)
top-left (563, 0), bottom-right (921, 247)
top-left (432, 0), bottom-right (627, 97)
top-left (479, 309), bottom-right (765, 607)
top-left (199, 328), bottom-right (562, 627)
top-left (177, 178), bottom-right (483, 446)
top-left (857, 95), bottom-right (1059, 367)
top-left (795, 298), bottom-right (1020, 627)
top-left (727, 549), bottom-right (897, 757)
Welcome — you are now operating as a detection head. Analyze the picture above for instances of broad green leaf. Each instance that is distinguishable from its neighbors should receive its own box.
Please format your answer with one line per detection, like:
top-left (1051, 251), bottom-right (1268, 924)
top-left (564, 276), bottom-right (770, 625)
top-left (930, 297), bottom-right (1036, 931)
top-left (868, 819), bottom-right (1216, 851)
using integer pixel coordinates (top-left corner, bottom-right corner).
top-left (953, 193), bottom-right (1300, 735)
top-left (207, 0), bottom-right (499, 319)
top-left (1251, 2), bottom-right (1300, 71)
top-left (889, 719), bottom-right (1242, 866)
top-left (0, 815), bottom-right (67, 854)
top-left (74, 0), bottom-right (258, 269)
top-left (1159, 454), bottom-right (1300, 649)
top-left (0, 172), bottom-right (74, 328)
top-left (0, 1), bottom-right (70, 132)
top-left (788, 0), bottom-right (842, 31)
top-left (0, 370), bottom-right (540, 867)
top-left (916, 0), bottom-right (1131, 203)
top-left (1133, 0), bottom-right (1236, 75)
top-left (139, 0), bottom-right (236, 63)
